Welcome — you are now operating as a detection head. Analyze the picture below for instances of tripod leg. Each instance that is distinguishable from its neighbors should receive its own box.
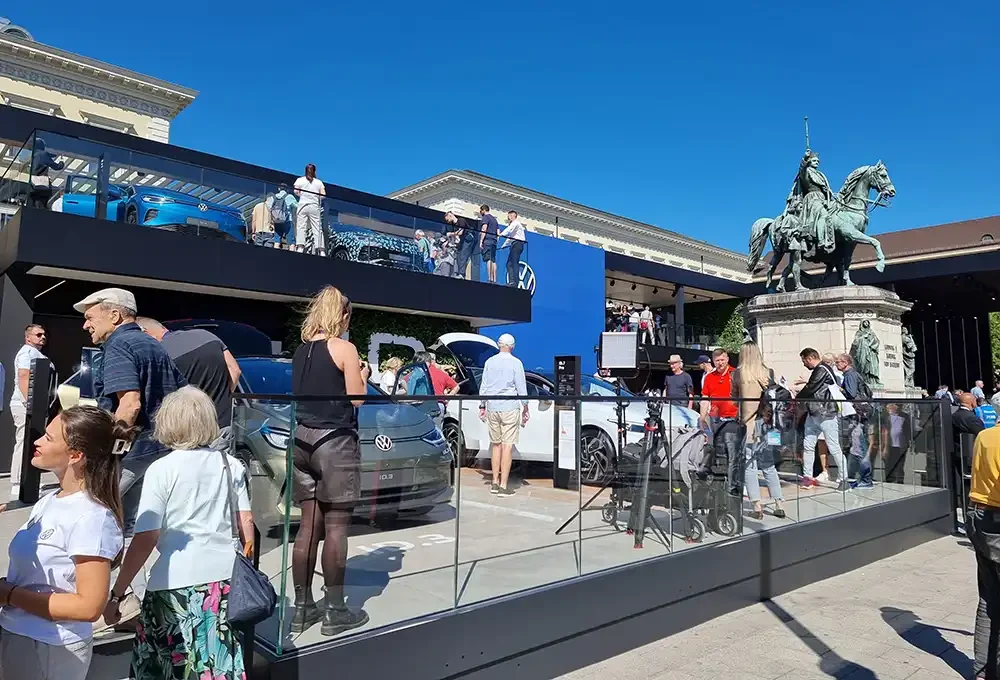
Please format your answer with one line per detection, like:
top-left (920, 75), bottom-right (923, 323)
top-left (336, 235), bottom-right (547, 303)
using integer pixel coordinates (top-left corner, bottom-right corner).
top-left (555, 478), bottom-right (615, 536)
top-left (646, 512), bottom-right (671, 550)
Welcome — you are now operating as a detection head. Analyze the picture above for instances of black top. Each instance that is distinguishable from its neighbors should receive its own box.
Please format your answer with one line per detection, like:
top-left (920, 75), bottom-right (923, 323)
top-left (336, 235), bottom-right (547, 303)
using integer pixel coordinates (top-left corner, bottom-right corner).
top-left (663, 371), bottom-right (693, 401)
top-left (160, 329), bottom-right (233, 427)
top-left (292, 340), bottom-right (358, 430)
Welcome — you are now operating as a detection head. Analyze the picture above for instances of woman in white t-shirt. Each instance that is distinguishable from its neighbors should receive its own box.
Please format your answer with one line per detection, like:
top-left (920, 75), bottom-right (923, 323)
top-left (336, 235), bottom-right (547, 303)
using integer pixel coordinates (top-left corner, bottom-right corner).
top-left (0, 406), bottom-right (131, 680)
top-left (103, 386), bottom-right (252, 680)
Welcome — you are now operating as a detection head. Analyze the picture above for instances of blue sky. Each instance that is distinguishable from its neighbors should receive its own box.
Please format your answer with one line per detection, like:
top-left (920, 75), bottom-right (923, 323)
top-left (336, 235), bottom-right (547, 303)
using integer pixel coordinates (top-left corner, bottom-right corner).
top-left (13, 2), bottom-right (999, 252)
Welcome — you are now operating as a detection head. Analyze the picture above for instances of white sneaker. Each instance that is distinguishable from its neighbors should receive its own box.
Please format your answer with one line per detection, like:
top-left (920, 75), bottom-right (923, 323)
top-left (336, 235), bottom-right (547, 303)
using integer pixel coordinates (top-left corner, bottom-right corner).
top-left (816, 471), bottom-right (830, 483)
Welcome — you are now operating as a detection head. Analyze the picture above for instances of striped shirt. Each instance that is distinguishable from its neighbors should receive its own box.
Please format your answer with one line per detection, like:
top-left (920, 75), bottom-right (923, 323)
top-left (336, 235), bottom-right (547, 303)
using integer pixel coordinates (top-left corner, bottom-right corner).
top-left (480, 351), bottom-right (527, 413)
top-left (98, 322), bottom-right (186, 433)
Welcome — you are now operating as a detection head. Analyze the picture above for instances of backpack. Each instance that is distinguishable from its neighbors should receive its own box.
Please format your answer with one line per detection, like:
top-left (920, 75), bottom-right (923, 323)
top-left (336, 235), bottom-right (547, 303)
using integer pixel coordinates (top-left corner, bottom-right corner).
top-left (853, 375), bottom-right (874, 420)
top-left (269, 193), bottom-right (290, 224)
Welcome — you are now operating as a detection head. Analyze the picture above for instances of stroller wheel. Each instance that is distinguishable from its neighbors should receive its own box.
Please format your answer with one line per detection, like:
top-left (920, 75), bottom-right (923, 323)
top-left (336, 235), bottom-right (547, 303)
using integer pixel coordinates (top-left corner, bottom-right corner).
top-left (686, 517), bottom-right (706, 543)
top-left (717, 512), bottom-right (739, 537)
top-left (601, 503), bottom-right (617, 524)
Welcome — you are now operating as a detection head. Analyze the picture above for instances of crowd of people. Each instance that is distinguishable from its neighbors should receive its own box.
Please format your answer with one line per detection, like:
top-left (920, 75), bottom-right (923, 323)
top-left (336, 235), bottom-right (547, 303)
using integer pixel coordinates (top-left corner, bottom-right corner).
top-left (0, 286), bottom-right (260, 679)
top-left (249, 168), bottom-right (528, 287)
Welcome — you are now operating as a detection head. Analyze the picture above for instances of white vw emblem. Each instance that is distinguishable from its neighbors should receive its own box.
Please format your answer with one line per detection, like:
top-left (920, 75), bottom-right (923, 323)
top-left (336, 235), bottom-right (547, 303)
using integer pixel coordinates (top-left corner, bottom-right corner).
top-left (197, 203), bottom-right (209, 212)
top-left (374, 435), bottom-right (393, 452)
top-left (518, 261), bottom-right (536, 296)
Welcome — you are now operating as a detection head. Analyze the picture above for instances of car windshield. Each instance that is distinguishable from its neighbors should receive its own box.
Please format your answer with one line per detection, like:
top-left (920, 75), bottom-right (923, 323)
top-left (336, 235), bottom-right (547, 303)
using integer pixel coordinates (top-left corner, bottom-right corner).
top-left (581, 375), bottom-right (633, 398)
top-left (239, 359), bottom-right (381, 396)
top-left (444, 340), bottom-right (498, 369)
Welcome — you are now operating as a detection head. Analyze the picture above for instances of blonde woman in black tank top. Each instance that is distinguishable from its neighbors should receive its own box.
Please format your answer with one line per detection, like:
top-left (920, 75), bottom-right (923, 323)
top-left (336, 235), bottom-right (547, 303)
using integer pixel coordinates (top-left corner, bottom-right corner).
top-left (289, 286), bottom-right (371, 636)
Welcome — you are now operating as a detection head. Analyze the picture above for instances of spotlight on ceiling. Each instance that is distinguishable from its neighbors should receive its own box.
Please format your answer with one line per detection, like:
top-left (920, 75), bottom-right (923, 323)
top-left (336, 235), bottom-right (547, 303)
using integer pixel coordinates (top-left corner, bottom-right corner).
top-left (671, 286), bottom-right (679, 298)
top-left (631, 283), bottom-right (637, 291)
top-left (609, 280), bottom-right (615, 287)
top-left (653, 287), bottom-right (658, 294)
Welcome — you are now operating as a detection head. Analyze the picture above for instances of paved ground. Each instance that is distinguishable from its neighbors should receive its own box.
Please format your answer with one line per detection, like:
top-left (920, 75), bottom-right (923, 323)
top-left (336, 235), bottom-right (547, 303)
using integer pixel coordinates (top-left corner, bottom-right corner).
top-left (555, 535), bottom-right (978, 680)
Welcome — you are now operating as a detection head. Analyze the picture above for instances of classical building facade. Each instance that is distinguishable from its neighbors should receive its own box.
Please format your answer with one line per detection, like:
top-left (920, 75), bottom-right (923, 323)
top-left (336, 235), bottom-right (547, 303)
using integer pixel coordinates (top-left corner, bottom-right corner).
top-left (0, 22), bottom-right (196, 143)
top-left (389, 169), bottom-right (750, 283)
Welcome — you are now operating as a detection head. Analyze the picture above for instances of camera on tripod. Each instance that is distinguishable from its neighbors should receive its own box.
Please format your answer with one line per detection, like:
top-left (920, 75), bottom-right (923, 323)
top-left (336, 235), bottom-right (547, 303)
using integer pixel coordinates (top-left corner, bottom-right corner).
top-left (645, 399), bottom-right (662, 423)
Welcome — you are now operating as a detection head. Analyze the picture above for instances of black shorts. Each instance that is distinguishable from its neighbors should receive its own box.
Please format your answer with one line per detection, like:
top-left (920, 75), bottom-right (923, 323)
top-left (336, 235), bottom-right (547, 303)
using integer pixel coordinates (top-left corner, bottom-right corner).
top-left (481, 241), bottom-right (498, 262)
top-left (292, 425), bottom-right (360, 508)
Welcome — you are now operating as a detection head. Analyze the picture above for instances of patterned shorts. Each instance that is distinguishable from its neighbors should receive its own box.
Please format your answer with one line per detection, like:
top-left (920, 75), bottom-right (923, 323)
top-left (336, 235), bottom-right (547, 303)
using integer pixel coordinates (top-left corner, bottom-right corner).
top-left (130, 580), bottom-right (246, 680)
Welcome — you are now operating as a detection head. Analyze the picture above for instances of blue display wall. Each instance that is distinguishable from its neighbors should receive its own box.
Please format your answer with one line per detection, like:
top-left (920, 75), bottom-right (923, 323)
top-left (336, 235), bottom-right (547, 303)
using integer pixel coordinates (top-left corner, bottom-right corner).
top-left (483, 232), bottom-right (605, 375)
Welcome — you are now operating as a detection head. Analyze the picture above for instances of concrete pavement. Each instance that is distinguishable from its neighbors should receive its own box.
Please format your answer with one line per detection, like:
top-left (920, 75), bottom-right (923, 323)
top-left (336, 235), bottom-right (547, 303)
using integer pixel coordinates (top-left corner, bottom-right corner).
top-left (555, 535), bottom-right (978, 680)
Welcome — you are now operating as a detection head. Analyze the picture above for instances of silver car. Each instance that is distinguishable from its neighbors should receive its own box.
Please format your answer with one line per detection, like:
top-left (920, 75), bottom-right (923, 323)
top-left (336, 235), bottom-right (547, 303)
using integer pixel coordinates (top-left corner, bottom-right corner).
top-left (233, 357), bottom-right (453, 530)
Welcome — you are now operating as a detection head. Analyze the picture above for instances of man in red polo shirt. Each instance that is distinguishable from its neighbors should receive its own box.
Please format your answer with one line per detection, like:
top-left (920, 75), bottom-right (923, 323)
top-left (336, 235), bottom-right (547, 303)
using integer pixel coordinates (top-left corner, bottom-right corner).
top-left (699, 348), bottom-right (743, 527)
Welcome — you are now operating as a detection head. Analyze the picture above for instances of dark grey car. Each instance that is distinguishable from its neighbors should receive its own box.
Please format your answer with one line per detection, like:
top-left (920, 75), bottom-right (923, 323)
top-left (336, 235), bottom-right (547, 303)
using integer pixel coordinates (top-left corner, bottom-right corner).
top-left (233, 357), bottom-right (453, 531)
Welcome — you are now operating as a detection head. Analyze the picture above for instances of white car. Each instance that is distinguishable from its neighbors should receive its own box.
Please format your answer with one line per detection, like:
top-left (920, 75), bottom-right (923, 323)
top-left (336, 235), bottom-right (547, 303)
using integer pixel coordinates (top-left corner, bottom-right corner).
top-left (426, 333), bottom-right (700, 484)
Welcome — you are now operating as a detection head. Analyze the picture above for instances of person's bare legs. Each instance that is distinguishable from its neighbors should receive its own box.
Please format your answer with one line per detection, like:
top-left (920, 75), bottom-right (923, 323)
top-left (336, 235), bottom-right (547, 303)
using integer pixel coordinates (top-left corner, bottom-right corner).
top-left (500, 443), bottom-right (514, 489)
top-left (491, 442), bottom-right (502, 486)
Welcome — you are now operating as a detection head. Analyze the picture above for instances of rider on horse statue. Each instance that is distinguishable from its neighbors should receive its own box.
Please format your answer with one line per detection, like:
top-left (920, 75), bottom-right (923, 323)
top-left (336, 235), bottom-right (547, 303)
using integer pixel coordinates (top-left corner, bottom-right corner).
top-left (789, 150), bottom-right (835, 256)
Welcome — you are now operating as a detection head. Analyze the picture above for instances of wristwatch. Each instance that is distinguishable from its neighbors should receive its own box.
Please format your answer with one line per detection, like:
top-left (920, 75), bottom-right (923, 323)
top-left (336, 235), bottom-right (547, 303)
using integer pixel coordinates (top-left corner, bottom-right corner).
top-left (108, 592), bottom-right (124, 606)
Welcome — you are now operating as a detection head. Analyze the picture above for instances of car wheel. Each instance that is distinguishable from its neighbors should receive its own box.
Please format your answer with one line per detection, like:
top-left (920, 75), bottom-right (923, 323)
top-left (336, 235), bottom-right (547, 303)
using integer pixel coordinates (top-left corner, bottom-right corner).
top-left (332, 247), bottom-right (351, 261)
top-left (580, 428), bottom-right (614, 485)
top-left (125, 207), bottom-right (138, 225)
top-left (443, 420), bottom-right (474, 468)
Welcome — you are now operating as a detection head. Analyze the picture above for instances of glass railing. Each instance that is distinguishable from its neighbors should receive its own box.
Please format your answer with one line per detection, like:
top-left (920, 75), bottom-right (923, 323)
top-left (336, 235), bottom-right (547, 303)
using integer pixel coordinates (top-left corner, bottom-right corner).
top-left (231, 384), bottom-right (949, 656)
top-left (603, 319), bottom-right (721, 348)
top-left (0, 130), bottom-right (528, 287)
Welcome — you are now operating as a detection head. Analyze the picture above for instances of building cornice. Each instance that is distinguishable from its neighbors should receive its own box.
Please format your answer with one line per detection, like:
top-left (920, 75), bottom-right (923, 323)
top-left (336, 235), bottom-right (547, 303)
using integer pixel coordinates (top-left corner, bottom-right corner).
top-left (0, 34), bottom-right (197, 118)
top-left (390, 170), bottom-right (747, 273)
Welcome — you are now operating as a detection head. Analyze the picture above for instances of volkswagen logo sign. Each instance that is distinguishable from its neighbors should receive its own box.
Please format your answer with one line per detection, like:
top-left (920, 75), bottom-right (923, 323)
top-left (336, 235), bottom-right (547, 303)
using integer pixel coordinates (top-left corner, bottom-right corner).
top-left (518, 261), bottom-right (536, 296)
top-left (374, 434), bottom-right (393, 452)
top-left (198, 203), bottom-right (209, 212)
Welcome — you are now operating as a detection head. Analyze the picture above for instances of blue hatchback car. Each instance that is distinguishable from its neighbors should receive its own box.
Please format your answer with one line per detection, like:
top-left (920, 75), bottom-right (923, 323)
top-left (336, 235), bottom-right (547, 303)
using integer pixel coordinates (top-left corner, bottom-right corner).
top-left (55, 174), bottom-right (248, 242)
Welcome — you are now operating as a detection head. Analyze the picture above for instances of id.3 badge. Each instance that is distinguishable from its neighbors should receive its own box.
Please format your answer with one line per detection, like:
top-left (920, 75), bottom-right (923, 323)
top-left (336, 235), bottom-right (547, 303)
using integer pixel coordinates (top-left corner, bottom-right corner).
top-left (766, 430), bottom-right (782, 446)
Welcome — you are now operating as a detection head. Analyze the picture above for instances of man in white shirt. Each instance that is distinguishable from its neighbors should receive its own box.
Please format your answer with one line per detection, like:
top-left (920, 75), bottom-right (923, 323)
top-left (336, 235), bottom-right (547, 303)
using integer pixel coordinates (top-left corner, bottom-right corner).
top-left (293, 163), bottom-right (326, 256)
top-left (478, 334), bottom-right (529, 496)
top-left (628, 307), bottom-right (640, 332)
top-left (972, 380), bottom-right (986, 402)
top-left (500, 210), bottom-right (526, 288)
top-left (9, 324), bottom-right (46, 501)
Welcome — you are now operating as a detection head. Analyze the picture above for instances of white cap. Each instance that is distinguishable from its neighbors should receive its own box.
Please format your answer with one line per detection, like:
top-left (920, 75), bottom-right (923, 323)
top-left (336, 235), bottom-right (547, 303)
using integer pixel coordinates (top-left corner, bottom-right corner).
top-left (73, 287), bottom-right (137, 314)
top-left (498, 333), bottom-right (516, 347)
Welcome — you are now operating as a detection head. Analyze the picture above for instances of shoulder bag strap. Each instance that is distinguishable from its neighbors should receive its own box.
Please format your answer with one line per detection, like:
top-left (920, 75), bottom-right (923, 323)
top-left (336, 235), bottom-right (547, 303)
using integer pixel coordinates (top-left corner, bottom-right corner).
top-left (218, 449), bottom-right (241, 546)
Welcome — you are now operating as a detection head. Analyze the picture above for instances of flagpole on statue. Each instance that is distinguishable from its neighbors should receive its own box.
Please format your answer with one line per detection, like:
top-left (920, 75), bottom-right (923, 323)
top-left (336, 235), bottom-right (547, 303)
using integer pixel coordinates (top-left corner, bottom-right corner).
top-left (803, 115), bottom-right (810, 153)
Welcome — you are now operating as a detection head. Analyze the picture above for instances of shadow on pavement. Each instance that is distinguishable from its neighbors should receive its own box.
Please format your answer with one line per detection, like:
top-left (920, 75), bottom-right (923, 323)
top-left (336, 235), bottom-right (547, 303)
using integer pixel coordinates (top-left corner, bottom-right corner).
top-left (880, 606), bottom-right (974, 678)
top-left (764, 600), bottom-right (878, 678)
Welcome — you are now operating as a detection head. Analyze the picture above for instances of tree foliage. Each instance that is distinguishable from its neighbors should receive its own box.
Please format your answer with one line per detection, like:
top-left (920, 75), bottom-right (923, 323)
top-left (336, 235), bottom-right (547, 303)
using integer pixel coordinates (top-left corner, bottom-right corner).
top-left (991, 312), bottom-right (1000, 379)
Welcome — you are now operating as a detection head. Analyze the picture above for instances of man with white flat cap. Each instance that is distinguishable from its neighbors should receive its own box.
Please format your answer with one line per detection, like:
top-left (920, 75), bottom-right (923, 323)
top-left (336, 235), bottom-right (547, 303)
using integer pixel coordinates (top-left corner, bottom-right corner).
top-left (74, 287), bottom-right (186, 629)
top-left (478, 333), bottom-right (529, 497)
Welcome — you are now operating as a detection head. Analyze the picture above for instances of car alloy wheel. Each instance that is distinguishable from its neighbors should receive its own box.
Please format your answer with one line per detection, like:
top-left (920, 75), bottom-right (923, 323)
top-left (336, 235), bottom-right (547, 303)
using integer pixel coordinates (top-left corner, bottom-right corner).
top-left (580, 428), bottom-right (613, 485)
top-left (332, 248), bottom-right (351, 261)
top-left (443, 420), bottom-right (473, 468)
top-left (125, 207), bottom-right (138, 224)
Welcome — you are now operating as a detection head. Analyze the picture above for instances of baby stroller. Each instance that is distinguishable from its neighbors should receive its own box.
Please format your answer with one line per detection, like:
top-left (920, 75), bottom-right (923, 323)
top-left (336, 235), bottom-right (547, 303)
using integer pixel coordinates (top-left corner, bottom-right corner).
top-left (612, 425), bottom-right (735, 543)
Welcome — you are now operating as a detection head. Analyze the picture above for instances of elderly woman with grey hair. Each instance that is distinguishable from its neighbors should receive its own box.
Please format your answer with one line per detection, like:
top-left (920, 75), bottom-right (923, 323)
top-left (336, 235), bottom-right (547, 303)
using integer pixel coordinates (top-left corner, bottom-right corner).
top-left (102, 386), bottom-right (253, 680)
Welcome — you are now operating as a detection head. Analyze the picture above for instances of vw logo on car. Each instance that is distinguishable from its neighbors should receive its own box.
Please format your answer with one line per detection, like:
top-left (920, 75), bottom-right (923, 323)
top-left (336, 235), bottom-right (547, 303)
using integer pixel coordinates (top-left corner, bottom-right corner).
top-left (374, 434), bottom-right (394, 452)
top-left (197, 203), bottom-right (209, 212)
top-left (518, 261), bottom-right (536, 296)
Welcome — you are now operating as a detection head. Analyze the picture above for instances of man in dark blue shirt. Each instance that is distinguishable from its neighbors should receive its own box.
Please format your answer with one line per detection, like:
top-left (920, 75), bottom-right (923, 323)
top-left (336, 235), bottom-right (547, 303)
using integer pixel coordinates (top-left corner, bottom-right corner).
top-left (479, 204), bottom-right (500, 283)
top-left (75, 288), bottom-right (186, 535)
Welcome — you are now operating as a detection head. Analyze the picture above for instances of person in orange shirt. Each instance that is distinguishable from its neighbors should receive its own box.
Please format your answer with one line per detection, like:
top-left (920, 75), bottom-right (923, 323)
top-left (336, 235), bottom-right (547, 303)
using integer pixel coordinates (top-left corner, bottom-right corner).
top-left (699, 349), bottom-right (742, 525)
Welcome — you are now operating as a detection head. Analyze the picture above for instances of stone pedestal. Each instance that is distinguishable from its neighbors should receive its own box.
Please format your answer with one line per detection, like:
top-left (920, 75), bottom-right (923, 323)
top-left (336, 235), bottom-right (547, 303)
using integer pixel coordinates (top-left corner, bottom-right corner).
top-left (745, 286), bottom-right (913, 397)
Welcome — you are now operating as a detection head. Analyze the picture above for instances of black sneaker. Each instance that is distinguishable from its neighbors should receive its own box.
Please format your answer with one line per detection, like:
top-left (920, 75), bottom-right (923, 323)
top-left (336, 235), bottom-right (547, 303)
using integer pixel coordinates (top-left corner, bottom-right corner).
top-left (497, 487), bottom-right (515, 497)
top-left (490, 484), bottom-right (500, 494)
top-left (321, 607), bottom-right (370, 636)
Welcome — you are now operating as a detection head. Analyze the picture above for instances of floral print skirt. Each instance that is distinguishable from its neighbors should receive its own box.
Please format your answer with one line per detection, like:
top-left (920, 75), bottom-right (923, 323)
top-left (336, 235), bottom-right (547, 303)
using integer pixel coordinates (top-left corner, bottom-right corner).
top-left (130, 580), bottom-right (246, 680)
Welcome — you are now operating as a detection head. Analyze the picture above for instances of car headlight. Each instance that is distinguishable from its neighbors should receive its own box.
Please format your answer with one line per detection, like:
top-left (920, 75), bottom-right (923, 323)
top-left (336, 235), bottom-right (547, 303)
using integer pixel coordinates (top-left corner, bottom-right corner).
top-left (140, 195), bottom-right (173, 204)
top-left (260, 422), bottom-right (290, 450)
top-left (421, 427), bottom-right (447, 449)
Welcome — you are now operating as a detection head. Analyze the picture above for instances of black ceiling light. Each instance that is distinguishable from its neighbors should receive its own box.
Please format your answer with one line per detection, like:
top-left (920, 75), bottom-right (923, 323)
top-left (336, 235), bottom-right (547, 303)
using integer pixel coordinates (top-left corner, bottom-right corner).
top-left (631, 283), bottom-right (637, 291)
top-left (653, 287), bottom-right (658, 294)
top-left (671, 286), bottom-right (679, 298)
top-left (609, 279), bottom-right (615, 287)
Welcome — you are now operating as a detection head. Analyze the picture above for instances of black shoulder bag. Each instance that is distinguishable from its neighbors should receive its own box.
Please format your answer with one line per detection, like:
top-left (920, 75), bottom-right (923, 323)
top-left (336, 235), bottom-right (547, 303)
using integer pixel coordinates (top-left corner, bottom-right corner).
top-left (219, 450), bottom-right (277, 627)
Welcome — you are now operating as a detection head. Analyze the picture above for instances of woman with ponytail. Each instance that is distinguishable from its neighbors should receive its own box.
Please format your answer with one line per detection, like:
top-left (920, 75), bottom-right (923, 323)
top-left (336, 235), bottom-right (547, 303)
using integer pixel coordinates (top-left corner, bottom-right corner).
top-left (0, 406), bottom-right (133, 680)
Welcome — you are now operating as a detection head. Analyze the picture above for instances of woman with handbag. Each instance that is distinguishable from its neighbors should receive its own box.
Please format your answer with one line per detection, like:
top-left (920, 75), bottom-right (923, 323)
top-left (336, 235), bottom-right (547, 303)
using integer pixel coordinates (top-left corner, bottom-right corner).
top-left (0, 406), bottom-right (132, 680)
top-left (731, 341), bottom-right (786, 520)
top-left (104, 386), bottom-right (254, 680)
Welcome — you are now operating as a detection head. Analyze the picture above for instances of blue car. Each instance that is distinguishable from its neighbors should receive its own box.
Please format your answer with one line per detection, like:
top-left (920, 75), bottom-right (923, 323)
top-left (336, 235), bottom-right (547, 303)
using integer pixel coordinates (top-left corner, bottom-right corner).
top-left (55, 174), bottom-right (247, 242)
top-left (327, 222), bottom-right (424, 271)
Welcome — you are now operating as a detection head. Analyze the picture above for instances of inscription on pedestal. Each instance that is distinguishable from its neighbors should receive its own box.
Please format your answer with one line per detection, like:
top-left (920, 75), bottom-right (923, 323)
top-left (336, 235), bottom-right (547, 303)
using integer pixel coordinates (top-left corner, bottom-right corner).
top-left (883, 344), bottom-right (900, 371)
